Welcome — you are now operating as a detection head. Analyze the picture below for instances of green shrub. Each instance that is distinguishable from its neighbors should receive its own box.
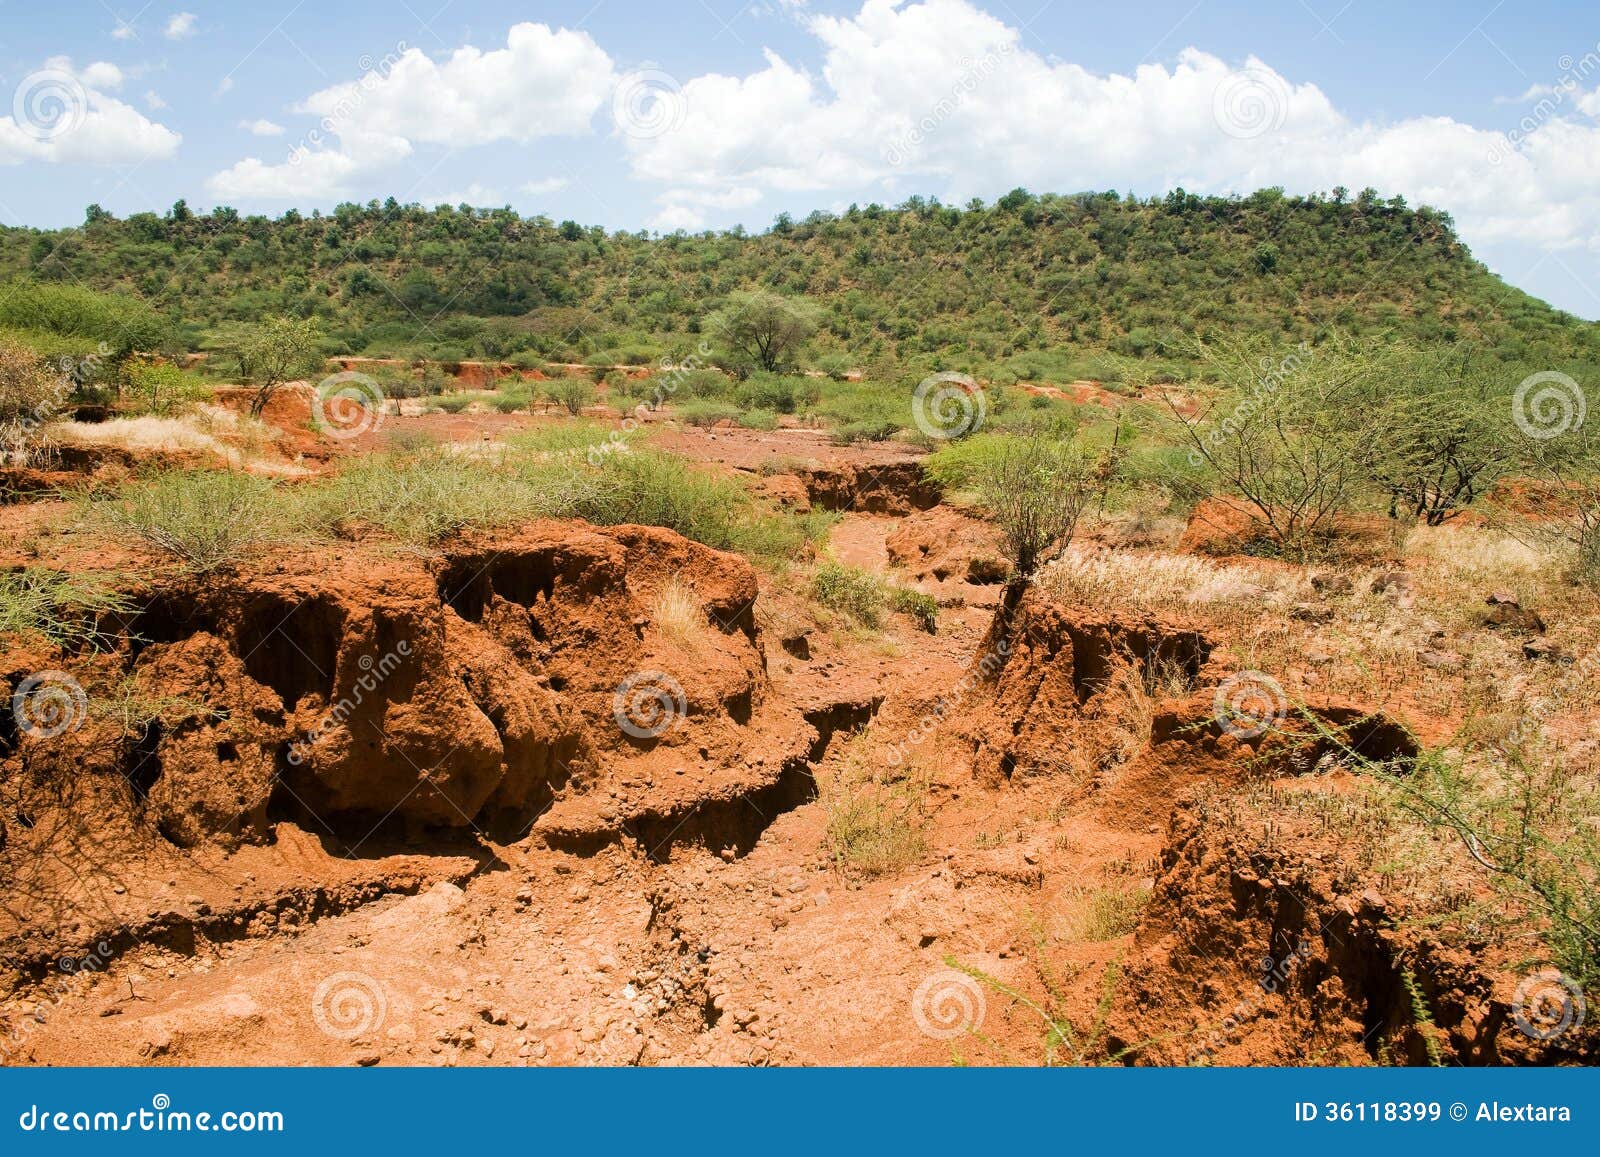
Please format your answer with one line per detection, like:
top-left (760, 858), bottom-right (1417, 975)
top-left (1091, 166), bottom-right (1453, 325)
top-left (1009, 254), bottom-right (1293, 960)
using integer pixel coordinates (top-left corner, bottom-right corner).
top-left (736, 373), bottom-right (819, 414)
top-left (0, 567), bottom-right (134, 648)
top-left (809, 561), bottom-right (886, 628)
top-left (432, 393), bottom-right (474, 414)
top-left (888, 586), bottom-right (938, 632)
top-left (123, 361), bottom-right (208, 416)
top-left (545, 378), bottom-right (596, 415)
top-left (491, 389), bottom-right (533, 414)
top-left (737, 408), bottom-right (780, 431)
top-left (89, 470), bottom-right (281, 571)
top-left (678, 400), bottom-right (741, 427)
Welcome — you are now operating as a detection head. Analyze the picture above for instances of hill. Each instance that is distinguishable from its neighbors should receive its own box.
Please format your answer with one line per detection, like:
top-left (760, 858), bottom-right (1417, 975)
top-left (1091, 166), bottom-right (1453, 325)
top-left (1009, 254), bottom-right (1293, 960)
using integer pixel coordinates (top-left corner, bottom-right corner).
top-left (1, 187), bottom-right (1595, 377)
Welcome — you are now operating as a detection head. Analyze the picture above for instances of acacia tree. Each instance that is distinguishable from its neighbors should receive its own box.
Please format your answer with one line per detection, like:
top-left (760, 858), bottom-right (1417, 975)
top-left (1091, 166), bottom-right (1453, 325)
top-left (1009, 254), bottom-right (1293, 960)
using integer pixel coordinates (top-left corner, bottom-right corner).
top-left (1170, 336), bottom-right (1383, 549)
top-left (972, 433), bottom-right (1097, 581)
top-left (214, 316), bottom-right (323, 417)
top-left (704, 290), bottom-right (821, 376)
top-left (1366, 348), bottom-right (1514, 525)
top-left (0, 340), bottom-right (62, 464)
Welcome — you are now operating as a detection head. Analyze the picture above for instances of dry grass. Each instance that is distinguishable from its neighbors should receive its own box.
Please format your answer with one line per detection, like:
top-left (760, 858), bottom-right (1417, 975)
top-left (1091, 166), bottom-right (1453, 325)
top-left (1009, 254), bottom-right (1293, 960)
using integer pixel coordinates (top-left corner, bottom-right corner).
top-left (824, 734), bottom-right (929, 876)
top-left (52, 406), bottom-right (308, 476)
top-left (1043, 546), bottom-right (1310, 618)
top-left (653, 578), bottom-right (706, 647)
top-left (1068, 884), bottom-right (1152, 941)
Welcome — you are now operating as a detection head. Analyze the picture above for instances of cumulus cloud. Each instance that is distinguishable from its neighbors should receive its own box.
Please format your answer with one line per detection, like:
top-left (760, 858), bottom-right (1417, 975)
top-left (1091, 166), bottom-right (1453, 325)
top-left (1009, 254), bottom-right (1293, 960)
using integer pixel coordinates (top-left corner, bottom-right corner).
top-left (623, 0), bottom-right (1600, 259)
top-left (207, 22), bottom-right (615, 200)
top-left (240, 118), bottom-right (285, 136)
top-left (165, 13), bottom-right (198, 41)
top-left (0, 57), bottom-right (181, 166)
top-left (146, 90), bottom-right (168, 110)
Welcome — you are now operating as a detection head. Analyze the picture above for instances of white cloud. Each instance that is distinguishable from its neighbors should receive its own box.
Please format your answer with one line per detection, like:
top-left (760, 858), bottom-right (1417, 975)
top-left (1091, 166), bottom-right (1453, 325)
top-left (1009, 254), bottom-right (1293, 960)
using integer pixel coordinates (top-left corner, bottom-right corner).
top-left (146, 90), bottom-right (168, 110)
top-left (240, 118), bottom-right (286, 136)
top-left (206, 22), bottom-right (615, 200)
top-left (0, 57), bottom-right (181, 166)
top-left (165, 13), bottom-right (198, 41)
top-left (620, 0), bottom-right (1600, 262)
top-left (216, 77), bottom-right (233, 95)
top-left (111, 22), bottom-right (137, 41)
top-left (427, 183), bottom-right (505, 205)
top-left (648, 204), bottom-right (707, 232)
top-left (521, 176), bottom-right (569, 195)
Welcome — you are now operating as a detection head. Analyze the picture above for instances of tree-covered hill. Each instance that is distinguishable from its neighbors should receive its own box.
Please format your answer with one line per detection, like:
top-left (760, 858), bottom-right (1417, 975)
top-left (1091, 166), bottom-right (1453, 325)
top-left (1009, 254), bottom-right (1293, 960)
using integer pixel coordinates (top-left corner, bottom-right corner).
top-left (1, 187), bottom-right (1594, 378)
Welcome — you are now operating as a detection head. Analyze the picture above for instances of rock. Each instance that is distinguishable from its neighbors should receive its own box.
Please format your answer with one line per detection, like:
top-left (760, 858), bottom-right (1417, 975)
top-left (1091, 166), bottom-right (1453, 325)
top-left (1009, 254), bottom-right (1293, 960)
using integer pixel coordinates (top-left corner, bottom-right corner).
top-left (1522, 638), bottom-right (1570, 663)
top-left (780, 631), bottom-right (811, 660)
top-left (355, 1051), bottom-right (381, 1067)
top-left (1482, 599), bottom-right (1546, 633)
top-left (1310, 572), bottom-right (1354, 596)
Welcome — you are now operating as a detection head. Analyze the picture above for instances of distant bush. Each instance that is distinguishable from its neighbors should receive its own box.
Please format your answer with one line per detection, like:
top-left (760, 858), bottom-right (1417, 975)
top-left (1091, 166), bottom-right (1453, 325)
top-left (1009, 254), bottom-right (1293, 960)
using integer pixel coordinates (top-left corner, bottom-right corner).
top-left (123, 361), bottom-right (208, 417)
top-left (679, 400), bottom-right (741, 427)
top-left (736, 373), bottom-right (820, 414)
top-left (545, 378), bottom-right (596, 415)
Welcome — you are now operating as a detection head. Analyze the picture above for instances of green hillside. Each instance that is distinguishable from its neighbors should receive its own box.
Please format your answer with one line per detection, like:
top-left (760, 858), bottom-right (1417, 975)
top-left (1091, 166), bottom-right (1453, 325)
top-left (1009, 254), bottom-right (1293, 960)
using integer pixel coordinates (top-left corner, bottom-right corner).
top-left (1, 186), bottom-right (1595, 378)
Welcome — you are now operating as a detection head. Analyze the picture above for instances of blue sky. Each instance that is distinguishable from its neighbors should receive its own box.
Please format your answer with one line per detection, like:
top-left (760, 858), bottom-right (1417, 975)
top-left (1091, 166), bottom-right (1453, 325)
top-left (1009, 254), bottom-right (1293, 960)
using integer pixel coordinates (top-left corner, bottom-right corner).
top-left (2, 0), bottom-right (1599, 316)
